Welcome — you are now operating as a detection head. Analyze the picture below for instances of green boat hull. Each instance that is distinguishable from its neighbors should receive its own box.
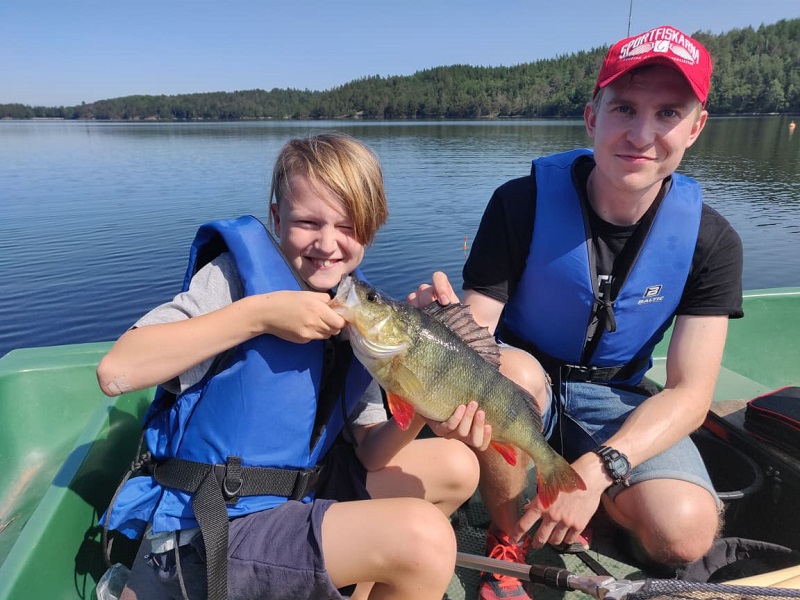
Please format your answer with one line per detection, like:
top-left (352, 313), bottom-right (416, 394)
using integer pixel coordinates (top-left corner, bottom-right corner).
top-left (0, 343), bottom-right (152, 599)
top-left (0, 288), bottom-right (798, 599)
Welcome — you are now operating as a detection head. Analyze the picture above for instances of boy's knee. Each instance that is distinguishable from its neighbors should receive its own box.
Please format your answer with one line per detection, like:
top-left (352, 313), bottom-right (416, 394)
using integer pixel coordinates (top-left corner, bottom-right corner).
top-left (396, 502), bottom-right (457, 574)
top-left (443, 440), bottom-right (481, 493)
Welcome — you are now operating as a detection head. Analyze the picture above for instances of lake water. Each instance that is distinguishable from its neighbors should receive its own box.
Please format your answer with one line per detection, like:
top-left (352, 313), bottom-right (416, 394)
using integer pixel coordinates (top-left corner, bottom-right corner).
top-left (1, 118), bottom-right (799, 359)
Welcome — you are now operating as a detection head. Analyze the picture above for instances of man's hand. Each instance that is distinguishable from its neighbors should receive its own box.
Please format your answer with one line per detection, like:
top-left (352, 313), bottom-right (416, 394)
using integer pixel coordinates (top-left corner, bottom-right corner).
top-left (512, 452), bottom-right (609, 547)
top-left (407, 271), bottom-right (459, 307)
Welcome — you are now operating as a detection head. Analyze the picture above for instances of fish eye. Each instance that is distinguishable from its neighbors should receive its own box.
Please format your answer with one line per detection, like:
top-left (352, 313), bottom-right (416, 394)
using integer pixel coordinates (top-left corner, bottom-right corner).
top-left (366, 291), bottom-right (378, 302)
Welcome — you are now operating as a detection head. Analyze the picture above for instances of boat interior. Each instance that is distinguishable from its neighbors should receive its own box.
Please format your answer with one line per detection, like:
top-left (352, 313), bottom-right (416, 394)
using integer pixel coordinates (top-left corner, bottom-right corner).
top-left (0, 288), bottom-right (798, 599)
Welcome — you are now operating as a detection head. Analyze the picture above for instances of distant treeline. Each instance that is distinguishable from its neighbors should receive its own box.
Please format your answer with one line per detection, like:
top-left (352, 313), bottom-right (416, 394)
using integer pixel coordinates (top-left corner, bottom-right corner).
top-left (3, 19), bottom-right (798, 121)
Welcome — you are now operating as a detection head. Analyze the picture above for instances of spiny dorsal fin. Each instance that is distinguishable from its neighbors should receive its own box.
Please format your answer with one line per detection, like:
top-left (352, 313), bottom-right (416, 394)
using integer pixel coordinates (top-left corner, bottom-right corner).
top-left (422, 302), bottom-right (501, 368)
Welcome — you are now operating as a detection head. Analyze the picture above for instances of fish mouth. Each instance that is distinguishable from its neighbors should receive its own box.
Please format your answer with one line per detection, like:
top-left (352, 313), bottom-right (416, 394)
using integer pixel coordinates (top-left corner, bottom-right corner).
top-left (330, 274), bottom-right (356, 317)
top-left (330, 275), bottom-right (408, 360)
top-left (336, 273), bottom-right (354, 294)
top-left (350, 331), bottom-right (408, 360)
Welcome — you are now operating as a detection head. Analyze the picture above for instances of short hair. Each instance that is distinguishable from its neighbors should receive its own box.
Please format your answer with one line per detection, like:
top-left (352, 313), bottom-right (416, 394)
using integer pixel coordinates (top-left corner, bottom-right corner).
top-left (591, 65), bottom-right (704, 119)
top-left (269, 132), bottom-right (388, 246)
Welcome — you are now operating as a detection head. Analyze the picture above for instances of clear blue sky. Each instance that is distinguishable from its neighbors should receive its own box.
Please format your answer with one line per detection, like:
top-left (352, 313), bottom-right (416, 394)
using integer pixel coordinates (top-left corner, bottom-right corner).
top-left (3, 0), bottom-right (798, 107)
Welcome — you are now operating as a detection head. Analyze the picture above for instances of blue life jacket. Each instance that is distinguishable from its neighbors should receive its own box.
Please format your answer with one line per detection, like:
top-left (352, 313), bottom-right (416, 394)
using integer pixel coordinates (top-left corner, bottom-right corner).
top-left (501, 149), bottom-right (702, 386)
top-left (104, 215), bottom-right (372, 538)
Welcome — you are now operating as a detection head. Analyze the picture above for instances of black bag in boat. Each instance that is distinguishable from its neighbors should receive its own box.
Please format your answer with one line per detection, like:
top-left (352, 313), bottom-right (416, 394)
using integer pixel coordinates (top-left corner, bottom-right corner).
top-left (744, 387), bottom-right (800, 459)
top-left (676, 536), bottom-right (800, 583)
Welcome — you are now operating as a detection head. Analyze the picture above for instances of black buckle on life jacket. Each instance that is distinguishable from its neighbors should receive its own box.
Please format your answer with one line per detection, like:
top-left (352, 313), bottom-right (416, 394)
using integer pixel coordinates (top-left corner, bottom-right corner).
top-left (563, 355), bottom-right (650, 384)
top-left (221, 456), bottom-right (243, 504)
top-left (564, 364), bottom-right (602, 382)
top-left (563, 364), bottom-right (623, 383)
top-left (291, 466), bottom-right (322, 501)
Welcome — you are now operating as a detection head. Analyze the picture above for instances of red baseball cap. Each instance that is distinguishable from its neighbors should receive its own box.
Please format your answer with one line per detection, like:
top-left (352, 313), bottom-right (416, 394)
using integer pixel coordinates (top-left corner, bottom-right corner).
top-left (594, 25), bottom-right (713, 105)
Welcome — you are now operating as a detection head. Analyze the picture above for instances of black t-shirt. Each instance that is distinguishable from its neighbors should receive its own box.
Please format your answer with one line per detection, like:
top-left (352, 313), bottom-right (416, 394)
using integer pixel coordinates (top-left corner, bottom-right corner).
top-left (463, 157), bottom-right (744, 321)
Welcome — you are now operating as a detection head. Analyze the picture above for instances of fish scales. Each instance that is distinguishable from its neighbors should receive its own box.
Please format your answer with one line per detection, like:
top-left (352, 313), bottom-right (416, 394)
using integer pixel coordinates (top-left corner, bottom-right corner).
top-left (331, 275), bottom-right (586, 508)
top-left (402, 305), bottom-right (541, 444)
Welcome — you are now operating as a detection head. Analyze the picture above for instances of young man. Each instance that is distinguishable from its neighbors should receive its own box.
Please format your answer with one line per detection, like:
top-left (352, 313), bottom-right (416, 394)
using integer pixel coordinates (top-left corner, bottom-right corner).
top-left (411, 25), bottom-right (743, 600)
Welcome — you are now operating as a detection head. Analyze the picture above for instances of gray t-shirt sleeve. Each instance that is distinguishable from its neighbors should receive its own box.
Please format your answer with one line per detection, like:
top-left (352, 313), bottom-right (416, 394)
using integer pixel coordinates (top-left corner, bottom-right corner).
top-left (349, 379), bottom-right (388, 427)
top-left (134, 252), bottom-right (243, 394)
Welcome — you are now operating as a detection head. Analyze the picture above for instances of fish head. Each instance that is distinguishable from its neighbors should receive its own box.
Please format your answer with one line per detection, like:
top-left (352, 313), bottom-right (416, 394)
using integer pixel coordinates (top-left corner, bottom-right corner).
top-left (330, 275), bottom-right (411, 362)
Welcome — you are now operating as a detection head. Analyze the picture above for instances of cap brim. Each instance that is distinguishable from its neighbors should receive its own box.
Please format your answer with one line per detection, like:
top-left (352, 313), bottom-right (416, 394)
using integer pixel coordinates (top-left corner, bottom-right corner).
top-left (595, 55), bottom-right (707, 104)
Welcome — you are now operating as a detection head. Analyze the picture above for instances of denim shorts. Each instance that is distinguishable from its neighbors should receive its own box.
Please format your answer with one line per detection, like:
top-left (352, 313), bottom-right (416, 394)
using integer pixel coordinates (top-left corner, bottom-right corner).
top-left (542, 380), bottom-right (719, 504)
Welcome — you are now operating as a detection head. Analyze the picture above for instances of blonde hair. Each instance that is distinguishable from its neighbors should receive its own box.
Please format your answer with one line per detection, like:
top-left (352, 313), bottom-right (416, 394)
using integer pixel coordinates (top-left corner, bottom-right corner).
top-left (269, 132), bottom-right (388, 246)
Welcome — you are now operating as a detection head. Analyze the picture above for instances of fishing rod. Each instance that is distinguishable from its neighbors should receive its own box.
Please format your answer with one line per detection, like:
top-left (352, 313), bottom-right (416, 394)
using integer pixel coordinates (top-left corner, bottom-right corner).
top-left (456, 552), bottom-right (639, 599)
top-left (456, 551), bottom-right (800, 600)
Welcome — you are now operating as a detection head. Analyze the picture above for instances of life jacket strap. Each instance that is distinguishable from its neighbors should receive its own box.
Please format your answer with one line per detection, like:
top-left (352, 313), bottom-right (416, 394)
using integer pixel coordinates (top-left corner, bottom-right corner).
top-left (152, 456), bottom-right (322, 600)
top-left (497, 325), bottom-right (649, 384)
top-left (560, 361), bottom-right (647, 383)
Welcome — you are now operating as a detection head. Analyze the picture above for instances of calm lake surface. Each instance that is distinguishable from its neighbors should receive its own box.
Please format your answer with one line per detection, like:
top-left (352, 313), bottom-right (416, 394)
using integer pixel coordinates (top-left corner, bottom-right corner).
top-left (1, 118), bottom-right (799, 359)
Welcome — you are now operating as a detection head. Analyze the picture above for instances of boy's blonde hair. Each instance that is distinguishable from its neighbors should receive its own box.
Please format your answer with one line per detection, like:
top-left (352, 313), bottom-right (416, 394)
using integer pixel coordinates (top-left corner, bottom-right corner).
top-left (269, 132), bottom-right (388, 246)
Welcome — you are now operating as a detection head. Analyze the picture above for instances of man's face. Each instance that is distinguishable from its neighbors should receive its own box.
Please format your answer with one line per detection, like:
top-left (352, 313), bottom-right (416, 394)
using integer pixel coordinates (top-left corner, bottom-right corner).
top-left (585, 65), bottom-right (707, 197)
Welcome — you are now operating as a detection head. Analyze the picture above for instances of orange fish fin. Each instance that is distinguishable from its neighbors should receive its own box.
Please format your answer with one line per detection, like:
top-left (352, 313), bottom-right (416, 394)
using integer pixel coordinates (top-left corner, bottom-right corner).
top-left (489, 441), bottom-right (518, 466)
top-left (387, 392), bottom-right (416, 431)
top-left (535, 462), bottom-right (587, 509)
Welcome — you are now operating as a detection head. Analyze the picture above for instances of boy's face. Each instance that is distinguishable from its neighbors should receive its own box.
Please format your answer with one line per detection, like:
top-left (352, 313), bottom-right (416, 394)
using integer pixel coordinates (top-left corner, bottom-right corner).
top-left (585, 65), bottom-right (707, 197)
top-left (272, 174), bottom-right (365, 292)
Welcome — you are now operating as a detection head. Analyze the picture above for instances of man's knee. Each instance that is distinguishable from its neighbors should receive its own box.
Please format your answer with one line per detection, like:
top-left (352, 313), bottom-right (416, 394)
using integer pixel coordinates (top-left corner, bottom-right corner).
top-left (664, 500), bottom-right (719, 562)
top-left (637, 494), bottom-right (720, 564)
top-left (612, 481), bottom-right (720, 565)
top-left (499, 348), bottom-right (549, 409)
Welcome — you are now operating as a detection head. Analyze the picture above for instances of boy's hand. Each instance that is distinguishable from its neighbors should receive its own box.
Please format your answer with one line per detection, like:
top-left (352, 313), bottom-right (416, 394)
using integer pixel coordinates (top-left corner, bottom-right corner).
top-left (425, 401), bottom-right (492, 451)
top-left (263, 290), bottom-right (346, 343)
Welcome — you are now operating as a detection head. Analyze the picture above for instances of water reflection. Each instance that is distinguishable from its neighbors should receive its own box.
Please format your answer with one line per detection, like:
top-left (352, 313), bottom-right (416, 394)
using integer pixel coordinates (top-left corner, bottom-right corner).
top-left (0, 118), bottom-right (798, 357)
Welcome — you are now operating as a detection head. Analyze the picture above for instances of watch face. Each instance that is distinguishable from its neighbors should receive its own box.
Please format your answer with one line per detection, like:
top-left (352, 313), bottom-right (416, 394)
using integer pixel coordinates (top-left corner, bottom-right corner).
top-left (610, 455), bottom-right (630, 477)
top-left (597, 446), bottom-right (631, 481)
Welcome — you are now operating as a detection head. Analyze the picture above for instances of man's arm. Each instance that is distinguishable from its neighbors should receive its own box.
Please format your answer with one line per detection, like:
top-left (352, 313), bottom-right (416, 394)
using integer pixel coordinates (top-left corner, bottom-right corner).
top-left (513, 314), bottom-right (729, 543)
top-left (604, 314), bottom-right (728, 467)
top-left (462, 289), bottom-right (506, 334)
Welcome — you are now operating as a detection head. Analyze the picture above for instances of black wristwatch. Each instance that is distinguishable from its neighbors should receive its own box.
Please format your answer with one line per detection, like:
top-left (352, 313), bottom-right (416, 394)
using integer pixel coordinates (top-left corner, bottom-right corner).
top-left (594, 445), bottom-right (631, 487)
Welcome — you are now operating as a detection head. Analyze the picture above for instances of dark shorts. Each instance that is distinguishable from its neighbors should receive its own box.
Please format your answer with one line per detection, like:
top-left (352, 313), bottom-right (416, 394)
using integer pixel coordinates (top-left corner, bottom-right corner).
top-left (141, 500), bottom-right (341, 600)
top-left (134, 440), bottom-right (371, 600)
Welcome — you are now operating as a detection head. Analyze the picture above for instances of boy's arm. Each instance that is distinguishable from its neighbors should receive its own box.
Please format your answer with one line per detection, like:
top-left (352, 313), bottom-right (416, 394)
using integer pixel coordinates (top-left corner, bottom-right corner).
top-left (97, 290), bottom-right (343, 396)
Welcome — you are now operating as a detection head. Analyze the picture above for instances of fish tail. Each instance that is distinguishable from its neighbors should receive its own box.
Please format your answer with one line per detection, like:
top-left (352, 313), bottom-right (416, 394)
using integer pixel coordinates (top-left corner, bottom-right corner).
top-left (536, 462), bottom-right (586, 509)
